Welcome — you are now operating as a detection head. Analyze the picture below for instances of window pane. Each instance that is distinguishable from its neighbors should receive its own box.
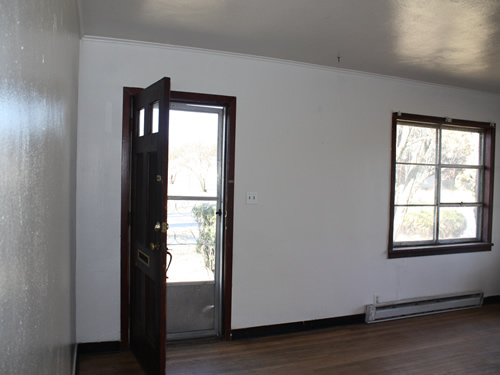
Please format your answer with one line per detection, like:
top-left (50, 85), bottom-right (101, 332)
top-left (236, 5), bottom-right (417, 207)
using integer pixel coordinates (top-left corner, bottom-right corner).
top-left (167, 200), bottom-right (216, 282)
top-left (168, 110), bottom-right (218, 196)
top-left (439, 207), bottom-right (478, 240)
top-left (441, 129), bottom-right (481, 165)
top-left (396, 125), bottom-right (436, 164)
top-left (395, 165), bottom-right (435, 204)
top-left (138, 108), bottom-right (145, 137)
top-left (440, 168), bottom-right (480, 203)
top-left (394, 206), bottom-right (435, 243)
top-left (152, 101), bottom-right (159, 134)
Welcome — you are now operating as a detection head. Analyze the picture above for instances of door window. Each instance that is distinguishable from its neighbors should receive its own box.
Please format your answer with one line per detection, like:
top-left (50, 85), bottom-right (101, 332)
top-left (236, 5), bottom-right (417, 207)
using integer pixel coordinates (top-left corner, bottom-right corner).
top-left (166, 105), bottom-right (223, 283)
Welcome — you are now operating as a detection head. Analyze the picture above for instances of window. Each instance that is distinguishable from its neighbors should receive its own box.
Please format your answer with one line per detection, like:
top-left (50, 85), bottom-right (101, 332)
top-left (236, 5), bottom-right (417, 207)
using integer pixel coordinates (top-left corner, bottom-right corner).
top-left (388, 113), bottom-right (495, 258)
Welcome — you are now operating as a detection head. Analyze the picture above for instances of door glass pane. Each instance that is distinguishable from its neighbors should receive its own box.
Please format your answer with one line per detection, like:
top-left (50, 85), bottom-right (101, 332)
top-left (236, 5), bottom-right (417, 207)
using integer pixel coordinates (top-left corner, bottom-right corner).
top-left (168, 110), bottom-right (219, 197)
top-left (152, 101), bottom-right (159, 134)
top-left (439, 207), bottom-right (478, 240)
top-left (394, 206), bottom-right (435, 243)
top-left (138, 108), bottom-right (145, 137)
top-left (167, 200), bottom-right (216, 282)
top-left (440, 168), bottom-right (480, 203)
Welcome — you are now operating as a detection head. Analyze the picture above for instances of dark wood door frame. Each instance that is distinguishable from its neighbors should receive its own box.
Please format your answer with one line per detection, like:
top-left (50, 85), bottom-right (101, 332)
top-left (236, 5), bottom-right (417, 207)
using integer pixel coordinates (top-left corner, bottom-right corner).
top-left (121, 87), bottom-right (236, 349)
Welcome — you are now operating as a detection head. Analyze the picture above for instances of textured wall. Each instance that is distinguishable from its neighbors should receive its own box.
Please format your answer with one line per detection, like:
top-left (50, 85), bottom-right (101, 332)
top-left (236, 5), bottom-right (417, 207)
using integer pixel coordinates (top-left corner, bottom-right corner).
top-left (0, 0), bottom-right (80, 374)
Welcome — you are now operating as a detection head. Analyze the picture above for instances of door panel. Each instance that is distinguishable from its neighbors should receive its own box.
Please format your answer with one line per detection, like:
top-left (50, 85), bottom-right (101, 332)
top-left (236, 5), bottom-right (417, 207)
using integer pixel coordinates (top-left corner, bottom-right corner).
top-left (130, 78), bottom-right (170, 375)
top-left (167, 282), bottom-right (215, 333)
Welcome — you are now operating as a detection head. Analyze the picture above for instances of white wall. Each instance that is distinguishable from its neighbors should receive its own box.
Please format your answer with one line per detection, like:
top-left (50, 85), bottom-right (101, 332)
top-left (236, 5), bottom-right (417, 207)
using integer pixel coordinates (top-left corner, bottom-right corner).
top-left (77, 37), bottom-right (500, 342)
top-left (0, 0), bottom-right (80, 373)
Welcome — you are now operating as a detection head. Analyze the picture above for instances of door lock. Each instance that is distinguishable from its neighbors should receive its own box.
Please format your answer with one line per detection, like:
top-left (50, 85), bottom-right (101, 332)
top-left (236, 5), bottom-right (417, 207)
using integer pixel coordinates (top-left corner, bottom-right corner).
top-left (154, 222), bottom-right (161, 232)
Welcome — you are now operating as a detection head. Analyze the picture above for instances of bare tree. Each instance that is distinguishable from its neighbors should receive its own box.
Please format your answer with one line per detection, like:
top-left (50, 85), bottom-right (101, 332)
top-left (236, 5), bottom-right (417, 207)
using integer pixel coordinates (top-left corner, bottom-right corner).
top-left (394, 125), bottom-right (476, 240)
top-left (181, 143), bottom-right (217, 193)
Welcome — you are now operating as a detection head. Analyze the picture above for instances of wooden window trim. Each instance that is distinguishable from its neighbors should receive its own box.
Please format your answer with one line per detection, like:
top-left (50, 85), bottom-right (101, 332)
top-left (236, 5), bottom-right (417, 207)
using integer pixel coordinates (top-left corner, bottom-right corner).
top-left (388, 112), bottom-right (495, 259)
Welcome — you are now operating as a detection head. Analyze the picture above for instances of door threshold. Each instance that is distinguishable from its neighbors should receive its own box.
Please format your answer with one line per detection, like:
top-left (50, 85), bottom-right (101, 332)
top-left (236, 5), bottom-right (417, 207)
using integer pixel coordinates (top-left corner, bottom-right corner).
top-left (167, 329), bottom-right (219, 341)
top-left (167, 335), bottom-right (222, 347)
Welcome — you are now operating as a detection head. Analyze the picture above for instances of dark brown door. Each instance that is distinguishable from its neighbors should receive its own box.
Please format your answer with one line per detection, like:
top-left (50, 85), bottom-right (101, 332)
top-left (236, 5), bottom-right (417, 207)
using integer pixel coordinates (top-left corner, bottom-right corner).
top-left (130, 78), bottom-right (170, 375)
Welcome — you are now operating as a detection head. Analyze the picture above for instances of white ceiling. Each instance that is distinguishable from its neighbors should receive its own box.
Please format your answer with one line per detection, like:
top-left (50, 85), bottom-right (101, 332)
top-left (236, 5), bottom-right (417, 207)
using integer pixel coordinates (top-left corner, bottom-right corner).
top-left (79, 0), bottom-right (500, 94)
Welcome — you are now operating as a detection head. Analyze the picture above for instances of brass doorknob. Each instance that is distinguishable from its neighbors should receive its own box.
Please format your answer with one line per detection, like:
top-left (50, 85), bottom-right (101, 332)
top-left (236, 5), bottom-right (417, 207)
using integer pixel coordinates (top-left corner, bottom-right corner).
top-left (150, 242), bottom-right (160, 251)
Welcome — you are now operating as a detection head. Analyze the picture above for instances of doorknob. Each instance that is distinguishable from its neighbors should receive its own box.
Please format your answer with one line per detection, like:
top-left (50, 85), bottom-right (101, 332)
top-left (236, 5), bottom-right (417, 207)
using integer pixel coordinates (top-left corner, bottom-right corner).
top-left (150, 242), bottom-right (160, 251)
top-left (154, 222), bottom-right (161, 232)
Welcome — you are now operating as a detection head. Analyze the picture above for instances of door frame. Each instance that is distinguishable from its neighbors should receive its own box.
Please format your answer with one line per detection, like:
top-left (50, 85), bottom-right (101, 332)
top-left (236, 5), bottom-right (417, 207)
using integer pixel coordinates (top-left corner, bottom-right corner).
top-left (121, 87), bottom-right (236, 348)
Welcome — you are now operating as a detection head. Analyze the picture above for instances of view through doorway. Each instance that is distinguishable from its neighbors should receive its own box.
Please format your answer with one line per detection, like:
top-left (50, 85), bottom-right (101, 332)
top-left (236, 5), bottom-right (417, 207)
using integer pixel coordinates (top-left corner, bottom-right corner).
top-left (166, 102), bottom-right (225, 340)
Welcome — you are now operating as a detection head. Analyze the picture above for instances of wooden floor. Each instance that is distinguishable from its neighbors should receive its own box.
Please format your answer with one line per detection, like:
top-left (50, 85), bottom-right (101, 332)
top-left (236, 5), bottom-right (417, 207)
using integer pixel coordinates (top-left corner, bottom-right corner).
top-left (79, 304), bottom-right (500, 374)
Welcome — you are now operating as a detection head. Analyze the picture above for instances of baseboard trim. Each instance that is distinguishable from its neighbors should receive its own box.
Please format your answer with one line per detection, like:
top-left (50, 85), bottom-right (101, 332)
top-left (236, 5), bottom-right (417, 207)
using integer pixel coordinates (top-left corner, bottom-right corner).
top-left (77, 341), bottom-right (121, 355)
top-left (231, 313), bottom-right (364, 340)
top-left (483, 295), bottom-right (500, 305)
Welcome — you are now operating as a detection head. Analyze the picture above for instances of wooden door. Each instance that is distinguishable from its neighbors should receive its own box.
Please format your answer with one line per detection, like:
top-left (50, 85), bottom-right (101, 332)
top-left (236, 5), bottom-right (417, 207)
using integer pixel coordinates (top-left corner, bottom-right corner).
top-left (130, 78), bottom-right (170, 375)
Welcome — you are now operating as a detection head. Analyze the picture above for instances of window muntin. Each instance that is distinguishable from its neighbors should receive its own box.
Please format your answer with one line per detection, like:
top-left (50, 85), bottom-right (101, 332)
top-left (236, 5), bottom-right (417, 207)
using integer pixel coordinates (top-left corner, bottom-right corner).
top-left (389, 113), bottom-right (495, 258)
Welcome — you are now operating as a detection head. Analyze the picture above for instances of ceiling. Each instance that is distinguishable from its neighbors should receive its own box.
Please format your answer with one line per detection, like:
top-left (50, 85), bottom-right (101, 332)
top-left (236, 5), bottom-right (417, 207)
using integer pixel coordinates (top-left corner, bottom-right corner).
top-left (79, 0), bottom-right (500, 94)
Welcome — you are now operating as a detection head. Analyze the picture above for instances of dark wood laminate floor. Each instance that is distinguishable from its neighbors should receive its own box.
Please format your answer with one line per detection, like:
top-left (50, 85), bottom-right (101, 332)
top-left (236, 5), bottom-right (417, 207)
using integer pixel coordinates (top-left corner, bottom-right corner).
top-left (79, 304), bottom-right (500, 375)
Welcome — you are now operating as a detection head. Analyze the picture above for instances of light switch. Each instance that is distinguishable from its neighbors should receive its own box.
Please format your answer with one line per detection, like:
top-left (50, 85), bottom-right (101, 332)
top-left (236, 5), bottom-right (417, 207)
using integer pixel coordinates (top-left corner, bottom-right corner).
top-left (246, 192), bottom-right (258, 205)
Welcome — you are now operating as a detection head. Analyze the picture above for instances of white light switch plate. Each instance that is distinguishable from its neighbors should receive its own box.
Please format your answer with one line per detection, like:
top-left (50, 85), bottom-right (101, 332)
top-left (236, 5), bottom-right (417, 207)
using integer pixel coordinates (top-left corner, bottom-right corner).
top-left (246, 192), bottom-right (258, 204)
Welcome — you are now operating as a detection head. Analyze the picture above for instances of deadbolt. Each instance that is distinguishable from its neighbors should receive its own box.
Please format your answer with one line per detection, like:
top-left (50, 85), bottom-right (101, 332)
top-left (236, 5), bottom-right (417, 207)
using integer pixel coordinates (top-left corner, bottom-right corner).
top-left (154, 222), bottom-right (161, 232)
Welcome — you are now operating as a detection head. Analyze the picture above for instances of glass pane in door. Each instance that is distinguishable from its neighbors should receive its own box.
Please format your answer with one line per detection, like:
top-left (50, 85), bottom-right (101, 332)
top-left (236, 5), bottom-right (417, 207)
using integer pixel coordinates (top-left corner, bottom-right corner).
top-left (168, 110), bottom-right (219, 197)
top-left (166, 200), bottom-right (216, 282)
top-left (166, 104), bottom-right (223, 339)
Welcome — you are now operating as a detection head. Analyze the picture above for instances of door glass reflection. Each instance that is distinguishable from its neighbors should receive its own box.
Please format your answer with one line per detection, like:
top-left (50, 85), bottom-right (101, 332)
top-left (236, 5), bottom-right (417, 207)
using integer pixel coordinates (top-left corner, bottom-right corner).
top-left (138, 108), bottom-right (145, 137)
top-left (152, 101), bottom-right (159, 134)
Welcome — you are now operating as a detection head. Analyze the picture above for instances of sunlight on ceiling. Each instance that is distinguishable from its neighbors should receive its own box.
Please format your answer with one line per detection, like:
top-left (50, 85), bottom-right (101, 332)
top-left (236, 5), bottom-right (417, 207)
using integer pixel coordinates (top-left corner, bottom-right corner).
top-left (393, 0), bottom-right (498, 74)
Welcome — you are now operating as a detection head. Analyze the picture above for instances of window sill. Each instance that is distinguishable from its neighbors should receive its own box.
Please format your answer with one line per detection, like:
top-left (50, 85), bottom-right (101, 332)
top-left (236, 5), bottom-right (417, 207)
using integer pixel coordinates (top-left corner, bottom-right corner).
top-left (389, 242), bottom-right (493, 258)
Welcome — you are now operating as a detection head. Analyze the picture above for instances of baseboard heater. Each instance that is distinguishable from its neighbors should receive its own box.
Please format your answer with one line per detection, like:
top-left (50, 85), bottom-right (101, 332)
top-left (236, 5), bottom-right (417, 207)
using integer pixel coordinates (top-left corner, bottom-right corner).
top-left (365, 291), bottom-right (483, 323)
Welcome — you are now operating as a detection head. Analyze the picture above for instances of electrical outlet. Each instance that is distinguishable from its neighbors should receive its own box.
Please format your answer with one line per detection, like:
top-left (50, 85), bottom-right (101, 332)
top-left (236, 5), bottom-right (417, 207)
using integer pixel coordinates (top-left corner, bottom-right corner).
top-left (246, 192), bottom-right (258, 205)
